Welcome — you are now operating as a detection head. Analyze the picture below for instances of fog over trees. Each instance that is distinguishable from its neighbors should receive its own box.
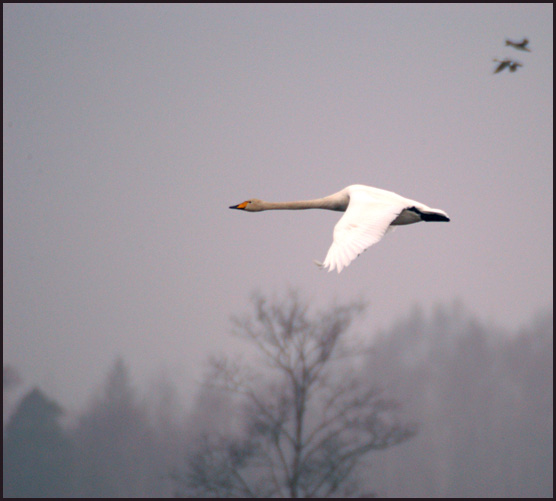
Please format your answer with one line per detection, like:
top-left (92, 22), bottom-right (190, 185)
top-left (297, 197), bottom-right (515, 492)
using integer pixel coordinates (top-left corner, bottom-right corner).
top-left (3, 293), bottom-right (553, 498)
top-left (174, 292), bottom-right (416, 497)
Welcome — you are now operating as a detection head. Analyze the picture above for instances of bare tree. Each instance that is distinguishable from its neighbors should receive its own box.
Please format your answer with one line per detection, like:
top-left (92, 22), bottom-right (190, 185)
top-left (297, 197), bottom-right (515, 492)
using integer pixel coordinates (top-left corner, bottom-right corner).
top-left (177, 291), bottom-right (417, 498)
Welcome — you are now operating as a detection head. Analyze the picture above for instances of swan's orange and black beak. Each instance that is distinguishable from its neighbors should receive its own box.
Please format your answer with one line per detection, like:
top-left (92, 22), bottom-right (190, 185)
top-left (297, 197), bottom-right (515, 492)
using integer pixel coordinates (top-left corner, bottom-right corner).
top-left (229, 201), bottom-right (249, 210)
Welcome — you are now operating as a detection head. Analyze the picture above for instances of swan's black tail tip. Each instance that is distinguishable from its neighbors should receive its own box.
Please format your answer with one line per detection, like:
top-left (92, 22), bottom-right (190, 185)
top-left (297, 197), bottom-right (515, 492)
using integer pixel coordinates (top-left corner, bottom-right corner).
top-left (422, 212), bottom-right (450, 222)
top-left (408, 206), bottom-right (450, 222)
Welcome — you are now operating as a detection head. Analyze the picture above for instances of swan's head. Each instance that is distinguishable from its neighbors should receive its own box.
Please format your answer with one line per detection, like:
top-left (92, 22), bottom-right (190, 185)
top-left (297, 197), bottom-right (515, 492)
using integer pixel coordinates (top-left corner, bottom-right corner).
top-left (229, 198), bottom-right (265, 212)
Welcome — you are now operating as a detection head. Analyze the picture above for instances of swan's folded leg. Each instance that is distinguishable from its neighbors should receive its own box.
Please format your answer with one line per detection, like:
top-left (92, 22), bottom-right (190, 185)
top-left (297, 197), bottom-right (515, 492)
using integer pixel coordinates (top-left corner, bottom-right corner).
top-left (313, 259), bottom-right (325, 269)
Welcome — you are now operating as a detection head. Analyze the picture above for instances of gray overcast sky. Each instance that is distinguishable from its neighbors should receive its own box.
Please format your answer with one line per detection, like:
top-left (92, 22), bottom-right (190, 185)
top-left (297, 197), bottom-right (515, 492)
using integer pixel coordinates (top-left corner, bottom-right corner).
top-left (3, 4), bottom-right (553, 412)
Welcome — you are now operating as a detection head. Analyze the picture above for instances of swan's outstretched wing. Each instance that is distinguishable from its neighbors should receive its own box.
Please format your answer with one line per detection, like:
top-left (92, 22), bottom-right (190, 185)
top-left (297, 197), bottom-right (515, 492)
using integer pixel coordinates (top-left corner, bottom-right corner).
top-left (494, 60), bottom-right (510, 73)
top-left (318, 190), bottom-right (406, 273)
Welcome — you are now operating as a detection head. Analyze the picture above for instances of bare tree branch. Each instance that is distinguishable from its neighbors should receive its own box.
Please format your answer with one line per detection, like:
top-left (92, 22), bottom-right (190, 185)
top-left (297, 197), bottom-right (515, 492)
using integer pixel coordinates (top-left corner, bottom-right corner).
top-left (176, 291), bottom-right (416, 497)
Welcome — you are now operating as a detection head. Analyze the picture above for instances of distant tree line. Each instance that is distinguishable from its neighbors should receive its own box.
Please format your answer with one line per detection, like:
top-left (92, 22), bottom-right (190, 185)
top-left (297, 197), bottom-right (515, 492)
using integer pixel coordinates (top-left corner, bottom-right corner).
top-left (3, 293), bottom-right (553, 498)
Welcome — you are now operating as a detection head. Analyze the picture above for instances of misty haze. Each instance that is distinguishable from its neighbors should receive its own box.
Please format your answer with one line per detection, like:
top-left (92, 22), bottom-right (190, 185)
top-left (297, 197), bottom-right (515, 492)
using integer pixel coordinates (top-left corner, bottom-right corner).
top-left (3, 4), bottom-right (553, 498)
top-left (3, 297), bottom-right (552, 497)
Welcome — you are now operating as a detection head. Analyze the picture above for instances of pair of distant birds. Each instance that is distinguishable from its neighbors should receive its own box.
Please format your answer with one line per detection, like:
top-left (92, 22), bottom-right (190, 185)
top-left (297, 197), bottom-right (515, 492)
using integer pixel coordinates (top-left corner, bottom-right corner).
top-left (493, 38), bottom-right (531, 74)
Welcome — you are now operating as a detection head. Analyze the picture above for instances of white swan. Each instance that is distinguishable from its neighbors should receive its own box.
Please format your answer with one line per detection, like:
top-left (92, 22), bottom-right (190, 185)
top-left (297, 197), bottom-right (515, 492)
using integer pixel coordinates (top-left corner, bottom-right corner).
top-left (229, 184), bottom-right (449, 273)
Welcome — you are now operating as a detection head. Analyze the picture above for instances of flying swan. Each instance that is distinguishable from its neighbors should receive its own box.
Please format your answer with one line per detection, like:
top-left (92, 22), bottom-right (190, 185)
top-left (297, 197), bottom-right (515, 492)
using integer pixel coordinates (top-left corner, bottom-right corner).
top-left (229, 184), bottom-right (450, 273)
top-left (505, 38), bottom-right (531, 52)
top-left (493, 58), bottom-right (523, 74)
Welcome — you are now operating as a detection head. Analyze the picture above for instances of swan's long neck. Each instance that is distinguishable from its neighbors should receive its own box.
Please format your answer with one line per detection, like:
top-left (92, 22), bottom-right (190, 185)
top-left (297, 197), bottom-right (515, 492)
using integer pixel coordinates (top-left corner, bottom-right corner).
top-left (261, 197), bottom-right (346, 212)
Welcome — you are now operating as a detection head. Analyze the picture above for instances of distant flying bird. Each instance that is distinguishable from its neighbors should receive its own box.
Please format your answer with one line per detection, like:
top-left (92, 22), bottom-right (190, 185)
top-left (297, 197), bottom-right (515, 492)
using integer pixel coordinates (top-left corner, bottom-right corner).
top-left (229, 184), bottom-right (450, 273)
top-left (493, 58), bottom-right (523, 74)
top-left (505, 38), bottom-right (531, 52)
top-left (493, 58), bottom-right (511, 73)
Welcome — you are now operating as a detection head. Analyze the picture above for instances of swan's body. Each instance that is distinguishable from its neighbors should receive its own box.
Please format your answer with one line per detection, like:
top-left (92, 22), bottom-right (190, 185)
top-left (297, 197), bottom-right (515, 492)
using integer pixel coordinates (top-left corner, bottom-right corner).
top-left (229, 184), bottom-right (449, 273)
top-left (505, 38), bottom-right (531, 52)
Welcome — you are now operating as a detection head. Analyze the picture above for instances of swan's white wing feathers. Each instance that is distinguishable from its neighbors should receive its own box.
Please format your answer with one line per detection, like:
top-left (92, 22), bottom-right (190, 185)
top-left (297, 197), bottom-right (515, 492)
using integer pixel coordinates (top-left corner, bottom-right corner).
top-left (320, 190), bottom-right (406, 273)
